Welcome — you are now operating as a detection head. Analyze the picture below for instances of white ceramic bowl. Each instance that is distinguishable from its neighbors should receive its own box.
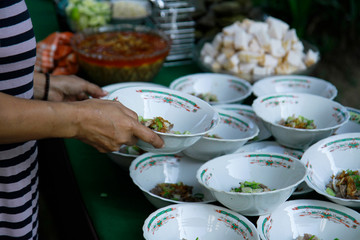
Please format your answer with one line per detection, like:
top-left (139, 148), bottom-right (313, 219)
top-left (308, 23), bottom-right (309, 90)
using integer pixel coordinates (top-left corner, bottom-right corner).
top-left (252, 93), bottom-right (350, 149)
top-left (215, 104), bottom-right (272, 142)
top-left (257, 199), bottom-right (360, 240)
top-left (301, 132), bottom-right (360, 208)
top-left (182, 109), bottom-right (259, 161)
top-left (196, 152), bottom-right (307, 216)
top-left (129, 152), bottom-right (216, 209)
top-left (252, 75), bottom-right (337, 99)
top-left (169, 73), bottom-right (252, 105)
top-left (106, 144), bottom-right (145, 171)
top-left (143, 203), bottom-right (260, 240)
top-left (336, 106), bottom-right (360, 134)
top-left (101, 81), bottom-right (167, 99)
top-left (236, 141), bottom-right (312, 196)
top-left (108, 86), bottom-right (220, 154)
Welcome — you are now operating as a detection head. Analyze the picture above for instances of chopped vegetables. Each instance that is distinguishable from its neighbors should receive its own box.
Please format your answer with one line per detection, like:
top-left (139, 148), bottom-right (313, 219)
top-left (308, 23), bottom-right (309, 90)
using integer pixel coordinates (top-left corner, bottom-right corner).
top-left (231, 181), bottom-right (272, 193)
top-left (279, 115), bottom-right (316, 129)
top-left (191, 92), bottom-right (218, 102)
top-left (66, 0), bottom-right (111, 31)
top-left (150, 182), bottom-right (204, 202)
top-left (139, 116), bottom-right (173, 133)
top-left (326, 169), bottom-right (360, 199)
top-left (139, 116), bottom-right (190, 134)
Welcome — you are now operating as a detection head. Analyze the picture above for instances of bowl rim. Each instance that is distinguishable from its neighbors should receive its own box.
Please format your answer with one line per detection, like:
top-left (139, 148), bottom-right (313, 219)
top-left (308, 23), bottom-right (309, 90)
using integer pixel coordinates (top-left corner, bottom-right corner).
top-left (143, 202), bottom-right (259, 239)
top-left (196, 152), bottom-right (307, 196)
top-left (129, 152), bottom-right (217, 204)
top-left (70, 23), bottom-right (172, 61)
top-left (201, 108), bottom-right (259, 142)
top-left (256, 199), bottom-right (360, 238)
top-left (108, 86), bottom-right (221, 137)
top-left (252, 92), bottom-right (350, 132)
top-left (252, 74), bottom-right (338, 100)
top-left (169, 72), bottom-right (253, 104)
top-left (301, 132), bottom-right (360, 203)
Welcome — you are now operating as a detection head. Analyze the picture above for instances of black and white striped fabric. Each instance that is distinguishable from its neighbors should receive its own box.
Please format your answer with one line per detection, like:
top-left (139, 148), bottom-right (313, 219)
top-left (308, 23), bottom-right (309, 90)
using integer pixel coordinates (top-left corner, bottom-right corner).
top-left (0, 0), bottom-right (39, 239)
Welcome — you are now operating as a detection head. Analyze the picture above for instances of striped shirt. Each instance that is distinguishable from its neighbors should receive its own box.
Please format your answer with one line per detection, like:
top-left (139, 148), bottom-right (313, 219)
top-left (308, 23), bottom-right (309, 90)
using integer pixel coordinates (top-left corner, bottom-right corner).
top-left (0, 0), bottom-right (39, 239)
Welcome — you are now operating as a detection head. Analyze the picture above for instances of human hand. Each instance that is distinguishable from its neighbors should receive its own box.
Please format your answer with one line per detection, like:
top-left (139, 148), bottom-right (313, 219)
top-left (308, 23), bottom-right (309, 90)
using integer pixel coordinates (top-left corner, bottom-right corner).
top-left (34, 72), bottom-right (107, 101)
top-left (71, 98), bottom-right (164, 153)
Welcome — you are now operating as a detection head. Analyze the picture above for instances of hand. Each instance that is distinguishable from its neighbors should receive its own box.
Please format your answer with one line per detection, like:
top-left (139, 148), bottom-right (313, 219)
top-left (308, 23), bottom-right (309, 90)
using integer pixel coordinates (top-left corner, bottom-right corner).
top-left (71, 99), bottom-right (164, 153)
top-left (34, 72), bottom-right (107, 101)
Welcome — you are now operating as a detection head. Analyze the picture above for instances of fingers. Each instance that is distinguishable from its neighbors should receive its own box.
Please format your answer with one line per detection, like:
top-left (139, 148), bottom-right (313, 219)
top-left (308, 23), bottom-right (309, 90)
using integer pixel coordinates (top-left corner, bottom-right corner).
top-left (133, 123), bottom-right (164, 149)
top-left (83, 81), bottom-right (107, 98)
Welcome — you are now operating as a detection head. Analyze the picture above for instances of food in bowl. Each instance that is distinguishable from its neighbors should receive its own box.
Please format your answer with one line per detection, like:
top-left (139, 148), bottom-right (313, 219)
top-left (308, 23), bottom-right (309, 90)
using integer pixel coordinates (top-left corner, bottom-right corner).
top-left (325, 169), bottom-right (360, 199)
top-left (197, 152), bottom-right (307, 216)
top-left (66, 0), bottom-right (111, 31)
top-left (130, 153), bottom-right (216, 208)
top-left (300, 133), bottom-right (360, 208)
top-left (191, 92), bottom-right (219, 102)
top-left (257, 199), bottom-right (359, 240)
top-left (169, 73), bottom-right (252, 105)
top-left (252, 93), bottom-right (349, 149)
top-left (197, 16), bottom-right (319, 83)
top-left (71, 24), bottom-right (171, 86)
top-left (150, 182), bottom-right (204, 202)
top-left (296, 234), bottom-right (319, 240)
top-left (139, 116), bottom-right (173, 133)
top-left (279, 115), bottom-right (316, 129)
top-left (139, 116), bottom-right (191, 134)
top-left (231, 181), bottom-right (272, 193)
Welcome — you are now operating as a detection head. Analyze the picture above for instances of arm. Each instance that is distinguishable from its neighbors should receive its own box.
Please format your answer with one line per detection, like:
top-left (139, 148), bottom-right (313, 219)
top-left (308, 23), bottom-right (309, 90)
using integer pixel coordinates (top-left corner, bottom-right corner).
top-left (0, 92), bottom-right (163, 152)
top-left (33, 71), bottom-right (107, 101)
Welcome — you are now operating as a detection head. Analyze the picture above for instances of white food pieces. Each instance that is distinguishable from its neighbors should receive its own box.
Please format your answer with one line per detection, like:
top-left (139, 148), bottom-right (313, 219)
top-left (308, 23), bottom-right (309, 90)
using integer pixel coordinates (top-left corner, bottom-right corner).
top-left (200, 16), bottom-right (319, 81)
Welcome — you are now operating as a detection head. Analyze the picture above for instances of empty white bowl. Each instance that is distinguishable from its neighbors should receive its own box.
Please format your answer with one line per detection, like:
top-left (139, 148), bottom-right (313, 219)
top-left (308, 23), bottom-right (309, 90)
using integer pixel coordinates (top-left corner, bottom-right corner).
top-left (129, 152), bottom-right (216, 208)
top-left (182, 108), bottom-right (259, 161)
top-left (169, 73), bottom-right (252, 105)
top-left (252, 93), bottom-right (349, 149)
top-left (143, 203), bottom-right (260, 240)
top-left (257, 199), bottom-right (360, 240)
top-left (301, 132), bottom-right (360, 208)
top-left (252, 75), bottom-right (337, 99)
top-left (215, 104), bottom-right (272, 142)
top-left (196, 152), bottom-right (307, 216)
top-left (108, 86), bottom-right (220, 154)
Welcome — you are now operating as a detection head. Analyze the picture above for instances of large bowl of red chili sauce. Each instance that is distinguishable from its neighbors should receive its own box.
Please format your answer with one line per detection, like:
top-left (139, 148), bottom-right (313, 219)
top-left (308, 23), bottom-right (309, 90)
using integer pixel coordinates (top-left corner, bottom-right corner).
top-left (70, 24), bottom-right (171, 86)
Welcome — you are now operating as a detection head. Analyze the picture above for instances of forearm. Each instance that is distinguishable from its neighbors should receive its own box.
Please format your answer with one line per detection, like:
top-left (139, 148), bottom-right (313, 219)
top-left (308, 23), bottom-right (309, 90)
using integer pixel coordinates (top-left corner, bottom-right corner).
top-left (0, 92), bottom-right (77, 144)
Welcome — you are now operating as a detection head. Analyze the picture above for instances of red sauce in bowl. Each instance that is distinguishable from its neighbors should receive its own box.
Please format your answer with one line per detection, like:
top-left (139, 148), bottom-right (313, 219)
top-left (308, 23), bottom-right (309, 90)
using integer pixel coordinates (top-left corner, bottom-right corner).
top-left (73, 31), bottom-right (170, 67)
